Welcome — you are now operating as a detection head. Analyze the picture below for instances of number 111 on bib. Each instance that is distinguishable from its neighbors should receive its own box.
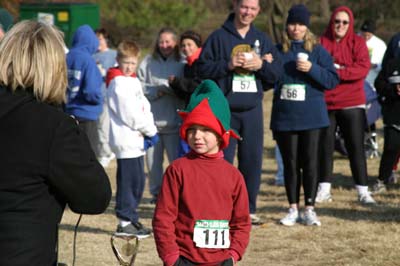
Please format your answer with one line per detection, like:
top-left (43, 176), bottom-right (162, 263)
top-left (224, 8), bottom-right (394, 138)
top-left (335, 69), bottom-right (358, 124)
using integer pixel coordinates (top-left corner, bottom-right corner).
top-left (193, 220), bottom-right (230, 249)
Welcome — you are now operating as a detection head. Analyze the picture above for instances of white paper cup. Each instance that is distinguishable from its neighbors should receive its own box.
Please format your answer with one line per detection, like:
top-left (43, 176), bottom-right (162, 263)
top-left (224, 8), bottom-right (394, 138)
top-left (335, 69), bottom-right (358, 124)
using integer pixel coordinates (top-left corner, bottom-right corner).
top-left (243, 52), bottom-right (253, 60)
top-left (297, 52), bottom-right (309, 61)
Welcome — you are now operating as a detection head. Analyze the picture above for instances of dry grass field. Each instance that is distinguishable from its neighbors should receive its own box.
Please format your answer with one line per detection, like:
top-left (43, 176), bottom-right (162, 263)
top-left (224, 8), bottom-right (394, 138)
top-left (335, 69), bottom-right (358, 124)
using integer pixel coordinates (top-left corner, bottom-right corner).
top-left (58, 91), bottom-right (400, 266)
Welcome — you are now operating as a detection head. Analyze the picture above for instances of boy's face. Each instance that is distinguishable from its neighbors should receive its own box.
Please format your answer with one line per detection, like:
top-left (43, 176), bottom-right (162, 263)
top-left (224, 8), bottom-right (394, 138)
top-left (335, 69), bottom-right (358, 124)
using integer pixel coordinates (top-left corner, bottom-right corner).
top-left (117, 56), bottom-right (138, 76)
top-left (186, 125), bottom-right (220, 155)
top-left (181, 38), bottom-right (199, 58)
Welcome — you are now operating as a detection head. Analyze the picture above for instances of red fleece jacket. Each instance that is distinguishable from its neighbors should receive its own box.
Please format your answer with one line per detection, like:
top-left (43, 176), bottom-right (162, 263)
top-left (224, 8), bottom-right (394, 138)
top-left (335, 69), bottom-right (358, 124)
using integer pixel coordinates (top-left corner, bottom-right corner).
top-left (320, 6), bottom-right (371, 110)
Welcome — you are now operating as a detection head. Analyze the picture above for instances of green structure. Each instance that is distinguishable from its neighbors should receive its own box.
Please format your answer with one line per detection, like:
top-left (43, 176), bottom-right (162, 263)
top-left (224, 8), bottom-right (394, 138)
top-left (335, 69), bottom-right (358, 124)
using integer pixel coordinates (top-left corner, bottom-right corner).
top-left (19, 3), bottom-right (99, 47)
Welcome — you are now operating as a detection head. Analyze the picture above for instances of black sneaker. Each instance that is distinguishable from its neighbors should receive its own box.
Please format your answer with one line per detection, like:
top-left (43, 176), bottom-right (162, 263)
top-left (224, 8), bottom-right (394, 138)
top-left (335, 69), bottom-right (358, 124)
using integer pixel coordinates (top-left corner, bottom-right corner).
top-left (132, 221), bottom-right (152, 235)
top-left (115, 223), bottom-right (151, 239)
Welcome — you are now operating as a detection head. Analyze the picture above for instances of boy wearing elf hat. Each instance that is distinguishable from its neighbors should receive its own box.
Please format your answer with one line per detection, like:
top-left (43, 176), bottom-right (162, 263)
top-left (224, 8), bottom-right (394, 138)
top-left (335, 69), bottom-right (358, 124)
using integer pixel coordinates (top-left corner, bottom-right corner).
top-left (153, 80), bottom-right (251, 266)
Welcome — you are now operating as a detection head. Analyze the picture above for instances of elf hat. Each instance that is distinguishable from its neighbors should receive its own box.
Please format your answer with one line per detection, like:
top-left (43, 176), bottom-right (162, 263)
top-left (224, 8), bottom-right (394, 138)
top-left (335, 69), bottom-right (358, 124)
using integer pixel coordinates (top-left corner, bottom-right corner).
top-left (178, 79), bottom-right (240, 149)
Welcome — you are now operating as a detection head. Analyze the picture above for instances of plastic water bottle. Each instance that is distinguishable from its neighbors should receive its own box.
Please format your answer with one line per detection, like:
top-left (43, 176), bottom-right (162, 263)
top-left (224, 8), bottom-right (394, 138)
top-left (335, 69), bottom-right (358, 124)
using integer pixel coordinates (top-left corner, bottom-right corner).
top-left (254, 40), bottom-right (260, 56)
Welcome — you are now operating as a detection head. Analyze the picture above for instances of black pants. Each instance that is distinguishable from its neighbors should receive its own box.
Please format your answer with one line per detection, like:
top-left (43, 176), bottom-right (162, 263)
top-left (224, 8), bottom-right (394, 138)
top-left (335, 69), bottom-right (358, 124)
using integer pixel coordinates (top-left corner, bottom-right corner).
top-left (275, 129), bottom-right (320, 206)
top-left (378, 126), bottom-right (400, 182)
top-left (174, 256), bottom-right (234, 266)
top-left (77, 119), bottom-right (98, 154)
top-left (319, 108), bottom-right (368, 186)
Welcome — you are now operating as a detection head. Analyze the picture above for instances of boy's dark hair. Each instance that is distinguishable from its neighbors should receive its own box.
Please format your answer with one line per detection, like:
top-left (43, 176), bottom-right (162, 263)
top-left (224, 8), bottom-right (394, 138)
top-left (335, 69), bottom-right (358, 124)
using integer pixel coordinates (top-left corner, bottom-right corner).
top-left (180, 30), bottom-right (202, 48)
top-left (95, 28), bottom-right (114, 47)
top-left (95, 28), bottom-right (109, 39)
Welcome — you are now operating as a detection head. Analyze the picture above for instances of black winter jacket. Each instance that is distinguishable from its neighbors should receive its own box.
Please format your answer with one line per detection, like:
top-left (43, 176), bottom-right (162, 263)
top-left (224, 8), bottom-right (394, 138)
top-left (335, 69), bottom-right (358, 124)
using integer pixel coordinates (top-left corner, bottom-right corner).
top-left (0, 86), bottom-right (112, 266)
top-left (375, 58), bottom-right (400, 126)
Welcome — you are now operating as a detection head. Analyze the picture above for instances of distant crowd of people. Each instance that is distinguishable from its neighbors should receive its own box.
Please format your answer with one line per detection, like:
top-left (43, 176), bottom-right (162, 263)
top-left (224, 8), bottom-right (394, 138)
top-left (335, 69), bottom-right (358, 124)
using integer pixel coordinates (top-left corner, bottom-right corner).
top-left (1, 0), bottom-right (400, 265)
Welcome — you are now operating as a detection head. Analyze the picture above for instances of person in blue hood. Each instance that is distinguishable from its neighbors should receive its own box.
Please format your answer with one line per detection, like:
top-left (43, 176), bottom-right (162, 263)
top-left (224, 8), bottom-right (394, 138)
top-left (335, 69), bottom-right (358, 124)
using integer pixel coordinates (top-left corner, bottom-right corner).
top-left (197, 0), bottom-right (283, 225)
top-left (65, 24), bottom-right (103, 151)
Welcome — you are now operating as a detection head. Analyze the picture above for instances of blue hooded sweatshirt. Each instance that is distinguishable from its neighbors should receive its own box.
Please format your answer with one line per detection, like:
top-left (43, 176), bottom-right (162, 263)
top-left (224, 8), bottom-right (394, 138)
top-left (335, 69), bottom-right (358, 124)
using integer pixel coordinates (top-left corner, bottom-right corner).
top-left (197, 13), bottom-right (283, 112)
top-left (270, 41), bottom-right (339, 131)
top-left (65, 25), bottom-right (102, 121)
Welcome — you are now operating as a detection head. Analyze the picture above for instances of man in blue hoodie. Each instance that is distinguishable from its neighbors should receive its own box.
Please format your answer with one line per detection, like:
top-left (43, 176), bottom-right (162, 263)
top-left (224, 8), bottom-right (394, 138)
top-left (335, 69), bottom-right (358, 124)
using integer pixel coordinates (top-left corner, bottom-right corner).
top-left (65, 25), bottom-right (103, 151)
top-left (197, 0), bottom-right (283, 224)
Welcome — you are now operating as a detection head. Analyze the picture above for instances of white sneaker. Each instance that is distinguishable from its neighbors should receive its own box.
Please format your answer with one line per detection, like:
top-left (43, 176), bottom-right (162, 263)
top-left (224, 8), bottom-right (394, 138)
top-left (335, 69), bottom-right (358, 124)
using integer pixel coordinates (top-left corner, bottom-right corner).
top-left (280, 208), bottom-right (301, 226)
top-left (303, 209), bottom-right (321, 226)
top-left (358, 192), bottom-right (376, 204)
top-left (250, 214), bottom-right (263, 225)
top-left (315, 189), bottom-right (333, 203)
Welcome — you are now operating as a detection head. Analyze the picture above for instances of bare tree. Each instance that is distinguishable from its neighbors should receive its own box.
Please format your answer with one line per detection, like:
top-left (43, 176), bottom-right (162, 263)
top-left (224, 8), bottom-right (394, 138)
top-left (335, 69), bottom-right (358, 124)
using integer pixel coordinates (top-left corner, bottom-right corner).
top-left (320, 0), bottom-right (330, 19)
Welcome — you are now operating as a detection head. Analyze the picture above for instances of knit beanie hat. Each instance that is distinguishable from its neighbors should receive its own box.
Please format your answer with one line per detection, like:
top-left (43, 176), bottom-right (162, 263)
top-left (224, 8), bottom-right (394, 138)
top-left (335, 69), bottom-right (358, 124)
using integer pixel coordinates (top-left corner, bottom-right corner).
top-left (180, 30), bottom-right (202, 48)
top-left (360, 19), bottom-right (376, 33)
top-left (287, 4), bottom-right (311, 27)
top-left (178, 80), bottom-right (240, 149)
top-left (0, 8), bottom-right (13, 32)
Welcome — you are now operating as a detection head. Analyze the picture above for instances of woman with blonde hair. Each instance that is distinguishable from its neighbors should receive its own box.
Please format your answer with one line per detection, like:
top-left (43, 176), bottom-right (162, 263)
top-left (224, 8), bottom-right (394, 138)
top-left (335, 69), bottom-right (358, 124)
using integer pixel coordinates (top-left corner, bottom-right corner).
top-left (270, 4), bottom-right (339, 226)
top-left (0, 20), bottom-right (111, 265)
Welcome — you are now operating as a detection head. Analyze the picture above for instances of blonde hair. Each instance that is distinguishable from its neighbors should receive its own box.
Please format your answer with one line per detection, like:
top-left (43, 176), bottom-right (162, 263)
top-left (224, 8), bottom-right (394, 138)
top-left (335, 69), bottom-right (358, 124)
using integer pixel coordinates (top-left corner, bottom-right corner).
top-left (281, 28), bottom-right (318, 53)
top-left (0, 20), bottom-right (67, 104)
top-left (117, 40), bottom-right (140, 60)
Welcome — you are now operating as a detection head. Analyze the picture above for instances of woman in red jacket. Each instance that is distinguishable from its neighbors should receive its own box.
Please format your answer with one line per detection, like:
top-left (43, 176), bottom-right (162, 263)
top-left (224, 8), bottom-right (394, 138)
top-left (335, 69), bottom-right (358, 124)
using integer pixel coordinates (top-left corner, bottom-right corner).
top-left (316, 6), bottom-right (376, 204)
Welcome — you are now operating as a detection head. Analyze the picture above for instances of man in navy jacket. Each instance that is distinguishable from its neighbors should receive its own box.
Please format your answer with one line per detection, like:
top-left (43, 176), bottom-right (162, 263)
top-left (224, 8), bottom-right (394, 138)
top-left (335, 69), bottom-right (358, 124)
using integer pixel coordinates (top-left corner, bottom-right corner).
top-left (197, 0), bottom-right (283, 224)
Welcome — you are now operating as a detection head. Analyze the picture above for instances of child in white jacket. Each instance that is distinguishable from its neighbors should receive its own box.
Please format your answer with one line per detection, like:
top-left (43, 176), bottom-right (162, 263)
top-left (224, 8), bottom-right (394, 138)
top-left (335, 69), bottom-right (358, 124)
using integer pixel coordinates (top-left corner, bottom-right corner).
top-left (106, 40), bottom-right (159, 238)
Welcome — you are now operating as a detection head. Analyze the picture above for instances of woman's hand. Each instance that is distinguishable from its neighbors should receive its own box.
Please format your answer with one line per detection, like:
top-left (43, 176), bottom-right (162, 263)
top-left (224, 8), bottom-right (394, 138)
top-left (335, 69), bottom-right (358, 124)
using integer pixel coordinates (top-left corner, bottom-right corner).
top-left (242, 51), bottom-right (263, 71)
top-left (262, 53), bottom-right (274, 63)
top-left (296, 59), bottom-right (312, 72)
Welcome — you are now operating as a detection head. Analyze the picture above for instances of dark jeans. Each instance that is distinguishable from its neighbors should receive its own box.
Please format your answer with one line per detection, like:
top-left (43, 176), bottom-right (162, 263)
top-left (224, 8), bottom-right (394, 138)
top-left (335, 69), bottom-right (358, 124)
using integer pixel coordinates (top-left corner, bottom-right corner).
top-left (319, 108), bottom-right (368, 186)
top-left (224, 103), bottom-right (263, 214)
top-left (115, 157), bottom-right (145, 223)
top-left (275, 129), bottom-right (320, 206)
top-left (174, 256), bottom-right (234, 266)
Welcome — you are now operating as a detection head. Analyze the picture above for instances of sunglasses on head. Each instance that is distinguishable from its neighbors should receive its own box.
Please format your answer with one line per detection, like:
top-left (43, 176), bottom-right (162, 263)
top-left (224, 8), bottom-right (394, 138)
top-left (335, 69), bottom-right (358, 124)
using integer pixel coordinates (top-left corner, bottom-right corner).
top-left (334, 19), bottom-right (349, 25)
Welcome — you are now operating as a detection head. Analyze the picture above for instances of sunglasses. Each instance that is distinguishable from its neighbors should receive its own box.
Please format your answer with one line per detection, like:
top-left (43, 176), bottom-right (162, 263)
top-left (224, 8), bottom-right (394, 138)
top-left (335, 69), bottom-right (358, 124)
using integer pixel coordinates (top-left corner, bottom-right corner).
top-left (334, 19), bottom-right (349, 25)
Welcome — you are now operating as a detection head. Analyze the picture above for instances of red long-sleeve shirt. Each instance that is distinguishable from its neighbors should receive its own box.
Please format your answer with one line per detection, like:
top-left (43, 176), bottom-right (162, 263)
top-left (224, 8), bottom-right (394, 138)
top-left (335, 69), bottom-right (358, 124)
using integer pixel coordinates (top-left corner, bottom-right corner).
top-left (152, 151), bottom-right (251, 265)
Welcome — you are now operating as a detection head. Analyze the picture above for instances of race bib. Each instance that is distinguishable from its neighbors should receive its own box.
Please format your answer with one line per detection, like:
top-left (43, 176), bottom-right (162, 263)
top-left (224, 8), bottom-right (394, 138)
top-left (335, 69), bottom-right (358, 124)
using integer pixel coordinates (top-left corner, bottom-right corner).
top-left (280, 84), bottom-right (306, 101)
top-left (193, 220), bottom-right (230, 249)
top-left (232, 74), bottom-right (257, 93)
